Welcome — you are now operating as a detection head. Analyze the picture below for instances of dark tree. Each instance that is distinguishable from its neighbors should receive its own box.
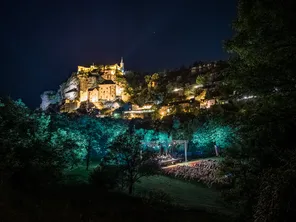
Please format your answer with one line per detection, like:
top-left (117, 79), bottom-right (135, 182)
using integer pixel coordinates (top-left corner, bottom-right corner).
top-left (106, 132), bottom-right (160, 194)
top-left (223, 0), bottom-right (296, 220)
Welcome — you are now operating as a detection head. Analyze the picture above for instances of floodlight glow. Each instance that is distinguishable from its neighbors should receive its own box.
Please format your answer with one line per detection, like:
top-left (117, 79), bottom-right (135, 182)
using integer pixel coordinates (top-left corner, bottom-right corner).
top-left (124, 109), bottom-right (154, 114)
top-left (194, 84), bottom-right (203, 88)
top-left (173, 88), bottom-right (182, 92)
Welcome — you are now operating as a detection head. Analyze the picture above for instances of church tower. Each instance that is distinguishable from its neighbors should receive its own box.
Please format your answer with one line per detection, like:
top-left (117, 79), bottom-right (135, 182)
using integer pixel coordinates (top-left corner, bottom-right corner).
top-left (120, 57), bottom-right (124, 73)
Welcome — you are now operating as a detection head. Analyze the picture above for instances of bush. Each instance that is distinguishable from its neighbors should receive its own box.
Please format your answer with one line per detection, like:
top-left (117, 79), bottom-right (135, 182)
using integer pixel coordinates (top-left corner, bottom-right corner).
top-left (140, 189), bottom-right (175, 206)
top-left (2, 141), bottom-right (65, 192)
top-left (9, 164), bottom-right (63, 192)
top-left (88, 166), bottom-right (121, 190)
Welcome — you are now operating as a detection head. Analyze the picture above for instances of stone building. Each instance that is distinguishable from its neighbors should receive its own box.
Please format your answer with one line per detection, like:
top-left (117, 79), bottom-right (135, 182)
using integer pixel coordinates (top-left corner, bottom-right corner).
top-left (76, 57), bottom-right (124, 102)
top-left (98, 80), bottom-right (116, 101)
top-left (89, 88), bottom-right (99, 103)
top-left (40, 58), bottom-right (126, 113)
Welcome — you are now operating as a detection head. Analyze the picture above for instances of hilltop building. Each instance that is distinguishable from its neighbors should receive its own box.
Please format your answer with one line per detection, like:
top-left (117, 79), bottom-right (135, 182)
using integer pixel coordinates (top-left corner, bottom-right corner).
top-left (41, 58), bottom-right (126, 113)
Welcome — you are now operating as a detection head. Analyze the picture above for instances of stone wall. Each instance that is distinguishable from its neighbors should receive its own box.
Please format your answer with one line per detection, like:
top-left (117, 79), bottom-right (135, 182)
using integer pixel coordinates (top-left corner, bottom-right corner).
top-left (98, 84), bottom-right (116, 101)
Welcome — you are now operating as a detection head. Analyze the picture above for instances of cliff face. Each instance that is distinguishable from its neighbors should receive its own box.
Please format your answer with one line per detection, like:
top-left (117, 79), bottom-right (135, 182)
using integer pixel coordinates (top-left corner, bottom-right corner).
top-left (40, 91), bottom-right (61, 111)
top-left (40, 74), bottom-right (79, 112)
top-left (60, 73), bottom-right (79, 101)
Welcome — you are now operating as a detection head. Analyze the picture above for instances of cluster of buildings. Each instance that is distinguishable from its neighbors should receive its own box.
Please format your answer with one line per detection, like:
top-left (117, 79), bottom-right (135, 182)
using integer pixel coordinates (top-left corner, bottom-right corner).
top-left (40, 58), bottom-right (128, 113)
top-left (40, 59), bottom-right (235, 119)
top-left (190, 62), bottom-right (217, 74)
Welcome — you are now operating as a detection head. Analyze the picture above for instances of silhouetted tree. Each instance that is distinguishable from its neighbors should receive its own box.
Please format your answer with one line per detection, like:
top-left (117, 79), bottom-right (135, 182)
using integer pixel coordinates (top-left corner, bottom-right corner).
top-left (106, 132), bottom-right (160, 194)
top-left (223, 0), bottom-right (296, 220)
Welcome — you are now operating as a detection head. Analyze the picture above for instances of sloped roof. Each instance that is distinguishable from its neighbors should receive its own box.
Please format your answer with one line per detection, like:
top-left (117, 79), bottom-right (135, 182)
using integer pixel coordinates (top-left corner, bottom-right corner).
top-left (88, 87), bottom-right (98, 91)
top-left (99, 80), bottom-right (116, 85)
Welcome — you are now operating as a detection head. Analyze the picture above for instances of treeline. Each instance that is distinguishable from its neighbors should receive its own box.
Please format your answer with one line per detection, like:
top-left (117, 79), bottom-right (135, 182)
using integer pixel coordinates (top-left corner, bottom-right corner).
top-left (1, 99), bottom-right (231, 221)
top-left (0, 97), bottom-right (236, 190)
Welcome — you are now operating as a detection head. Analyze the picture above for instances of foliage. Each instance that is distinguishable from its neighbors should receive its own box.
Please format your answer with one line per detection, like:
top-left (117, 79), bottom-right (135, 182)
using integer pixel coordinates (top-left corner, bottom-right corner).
top-left (196, 75), bottom-right (206, 85)
top-left (222, 0), bottom-right (296, 220)
top-left (253, 151), bottom-right (296, 222)
top-left (50, 127), bottom-right (87, 168)
top-left (192, 118), bottom-right (237, 154)
top-left (141, 188), bottom-right (175, 206)
top-left (135, 128), bottom-right (171, 146)
top-left (106, 132), bottom-right (161, 194)
top-left (88, 165), bottom-right (121, 190)
top-left (0, 98), bottom-right (65, 190)
top-left (225, 0), bottom-right (296, 97)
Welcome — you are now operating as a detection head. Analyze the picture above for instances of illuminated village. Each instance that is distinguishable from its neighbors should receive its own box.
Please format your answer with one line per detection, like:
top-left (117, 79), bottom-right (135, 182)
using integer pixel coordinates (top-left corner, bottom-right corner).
top-left (40, 58), bottom-right (233, 119)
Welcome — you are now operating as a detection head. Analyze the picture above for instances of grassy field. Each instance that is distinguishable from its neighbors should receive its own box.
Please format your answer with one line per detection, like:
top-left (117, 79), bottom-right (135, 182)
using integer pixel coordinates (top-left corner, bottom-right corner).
top-left (1, 183), bottom-right (232, 222)
top-left (66, 157), bottom-right (234, 216)
top-left (135, 175), bottom-right (233, 215)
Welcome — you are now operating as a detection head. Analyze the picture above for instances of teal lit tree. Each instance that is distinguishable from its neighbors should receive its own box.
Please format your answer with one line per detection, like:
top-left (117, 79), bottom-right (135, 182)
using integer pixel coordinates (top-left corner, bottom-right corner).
top-left (50, 127), bottom-right (87, 169)
top-left (135, 128), bottom-right (171, 152)
top-left (77, 116), bottom-right (103, 170)
top-left (192, 119), bottom-right (236, 156)
top-left (0, 98), bottom-right (66, 189)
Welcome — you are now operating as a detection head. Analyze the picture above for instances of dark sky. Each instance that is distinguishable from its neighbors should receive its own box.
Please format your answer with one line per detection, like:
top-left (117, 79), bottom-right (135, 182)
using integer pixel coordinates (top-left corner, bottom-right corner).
top-left (1, 0), bottom-right (237, 108)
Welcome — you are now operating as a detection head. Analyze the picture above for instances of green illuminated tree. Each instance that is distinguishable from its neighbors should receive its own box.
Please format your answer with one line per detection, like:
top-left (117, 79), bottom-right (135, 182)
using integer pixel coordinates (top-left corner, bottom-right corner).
top-left (192, 119), bottom-right (236, 156)
top-left (144, 75), bottom-right (151, 87)
top-left (0, 98), bottom-right (66, 190)
top-left (196, 75), bottom-right (206, 85)
top-left (76, 116), bottom-right (104, 170)
top-left (50, 127), bottom-right (87, 169)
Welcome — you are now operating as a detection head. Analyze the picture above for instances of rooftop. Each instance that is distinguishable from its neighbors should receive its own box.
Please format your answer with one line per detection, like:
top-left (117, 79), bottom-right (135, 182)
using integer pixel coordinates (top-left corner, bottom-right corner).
top-left (99, 80), bottom-right (116, 85)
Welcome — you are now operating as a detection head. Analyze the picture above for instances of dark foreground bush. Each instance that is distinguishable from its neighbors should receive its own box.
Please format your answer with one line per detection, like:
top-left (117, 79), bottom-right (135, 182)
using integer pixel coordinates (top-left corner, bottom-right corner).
top-left (88, 166), bottom-right (121, 190)
top-left (140, 188), bottom-right (175, 207)
top-left (0, 184), bottom-right (232, 222)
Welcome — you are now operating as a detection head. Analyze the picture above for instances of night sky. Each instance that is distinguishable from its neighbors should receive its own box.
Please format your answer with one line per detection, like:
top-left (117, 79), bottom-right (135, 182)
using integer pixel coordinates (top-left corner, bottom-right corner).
top-left (1, 0), bottom-right (237, 108)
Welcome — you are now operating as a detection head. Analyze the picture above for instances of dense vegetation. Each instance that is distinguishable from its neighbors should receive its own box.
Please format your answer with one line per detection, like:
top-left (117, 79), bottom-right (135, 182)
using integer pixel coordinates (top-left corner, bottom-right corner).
top-left (0, 97), bottom-right (235, 221)
top-left (220, 0), bottom-right (296, 221)
top-left (1, 0), bottom-right (296, 221)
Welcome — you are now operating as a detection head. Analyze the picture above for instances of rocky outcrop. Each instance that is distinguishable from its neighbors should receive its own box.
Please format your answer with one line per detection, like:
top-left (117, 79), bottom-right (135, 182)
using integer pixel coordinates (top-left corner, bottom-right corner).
top-left (60, 73), bottom-right (79, 101)
top-left (40, 91), bottom-right (61, 111)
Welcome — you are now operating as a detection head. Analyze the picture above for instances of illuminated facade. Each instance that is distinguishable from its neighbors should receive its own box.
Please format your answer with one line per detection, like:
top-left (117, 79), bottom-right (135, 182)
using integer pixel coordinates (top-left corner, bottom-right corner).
top-left (89, 88), bottom-right (99, 103)
top-left (76, 57), bottom-right (124, 103)
top-left (77, 58), bottom-right (124, 102)
top-left (78, 57), bottom-right (124, 77)
top-left (55, 58), bottom-right (125, 112)
top-left (200, 99), bottom-right (216, 109)
top-left (98, 80), bottom-right (116, 101)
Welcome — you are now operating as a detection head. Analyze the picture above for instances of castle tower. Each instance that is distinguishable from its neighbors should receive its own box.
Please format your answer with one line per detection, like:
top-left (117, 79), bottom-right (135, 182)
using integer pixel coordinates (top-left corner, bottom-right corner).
top-left (120, 57), bottom-right (124, 73)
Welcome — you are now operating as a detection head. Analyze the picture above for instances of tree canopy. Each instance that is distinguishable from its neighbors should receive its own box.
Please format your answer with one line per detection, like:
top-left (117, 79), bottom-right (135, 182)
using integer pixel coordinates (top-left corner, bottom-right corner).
top-left (222, 0), bottom-right (296, 220)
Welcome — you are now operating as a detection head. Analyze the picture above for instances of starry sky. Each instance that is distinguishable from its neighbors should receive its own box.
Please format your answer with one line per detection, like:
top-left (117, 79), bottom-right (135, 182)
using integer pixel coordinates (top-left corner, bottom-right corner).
top-left (1, 0), bottom-right (237, 108)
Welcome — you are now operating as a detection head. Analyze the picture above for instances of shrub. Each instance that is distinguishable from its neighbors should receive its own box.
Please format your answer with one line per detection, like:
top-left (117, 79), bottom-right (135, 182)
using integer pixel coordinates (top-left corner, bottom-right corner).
top-left (141, 189), bottom-right (175, 206)
top-left (88, 166), bottom-right (121, 190)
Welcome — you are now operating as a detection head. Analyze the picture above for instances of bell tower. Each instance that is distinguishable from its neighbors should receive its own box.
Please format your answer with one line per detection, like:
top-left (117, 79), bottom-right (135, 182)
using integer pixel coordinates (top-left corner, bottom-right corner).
top-left (120, 57), bottom-right (124, 73)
